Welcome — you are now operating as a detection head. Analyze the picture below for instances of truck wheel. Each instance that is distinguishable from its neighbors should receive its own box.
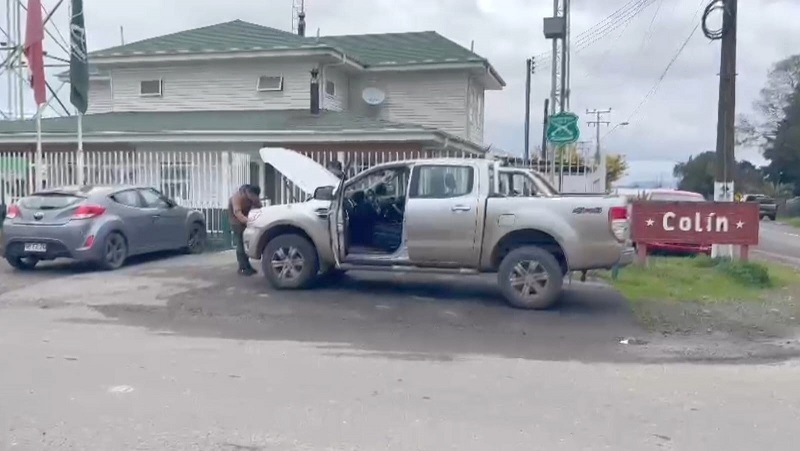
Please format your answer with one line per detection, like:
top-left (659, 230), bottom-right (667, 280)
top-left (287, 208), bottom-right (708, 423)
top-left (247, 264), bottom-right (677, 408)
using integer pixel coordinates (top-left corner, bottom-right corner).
top-left (261, 233), bottom-right (318, 289)
top-left (497, 246), bottom-right (564, 310)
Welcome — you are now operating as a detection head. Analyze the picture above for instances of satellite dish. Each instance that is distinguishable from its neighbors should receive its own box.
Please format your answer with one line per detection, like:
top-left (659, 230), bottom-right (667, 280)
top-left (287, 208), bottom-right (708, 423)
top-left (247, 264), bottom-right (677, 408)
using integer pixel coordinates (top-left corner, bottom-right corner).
top-left (362, 87), bottom-right (385, 106)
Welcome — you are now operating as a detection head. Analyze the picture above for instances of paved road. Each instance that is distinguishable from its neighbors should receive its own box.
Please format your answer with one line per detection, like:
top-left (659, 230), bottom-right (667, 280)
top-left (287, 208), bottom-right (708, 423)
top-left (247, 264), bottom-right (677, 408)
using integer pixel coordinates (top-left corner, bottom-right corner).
top-left (755, 220), bottom-right (800, 265)
top-left (2, 253), bottom-right (800, 450)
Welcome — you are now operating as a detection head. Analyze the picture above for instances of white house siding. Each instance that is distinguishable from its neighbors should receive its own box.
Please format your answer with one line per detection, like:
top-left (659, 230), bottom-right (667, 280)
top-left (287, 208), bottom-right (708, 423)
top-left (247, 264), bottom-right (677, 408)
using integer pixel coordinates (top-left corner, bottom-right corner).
top-left (466, 77), bottom-right (485, 145)
top-left (348, 70), bottom-right (470, 138)
top-left (322, 66), bottom-right (348, 112)
top-left (106, 60), bottom-right (316, 112)
top-left (87, 79), bottom-right (113, 114)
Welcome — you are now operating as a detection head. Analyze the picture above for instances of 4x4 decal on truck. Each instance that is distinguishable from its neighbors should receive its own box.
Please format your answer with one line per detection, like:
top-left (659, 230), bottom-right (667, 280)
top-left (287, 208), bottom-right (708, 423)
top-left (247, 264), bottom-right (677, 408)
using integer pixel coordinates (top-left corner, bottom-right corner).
top-left (572, 207), bottom-right (603, 214)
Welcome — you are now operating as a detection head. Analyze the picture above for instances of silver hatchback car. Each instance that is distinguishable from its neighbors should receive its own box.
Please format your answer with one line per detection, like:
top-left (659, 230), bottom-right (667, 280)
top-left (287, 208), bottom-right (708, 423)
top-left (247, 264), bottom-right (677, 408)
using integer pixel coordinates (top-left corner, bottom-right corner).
top-left (2, 185), bottom-right (207, 270)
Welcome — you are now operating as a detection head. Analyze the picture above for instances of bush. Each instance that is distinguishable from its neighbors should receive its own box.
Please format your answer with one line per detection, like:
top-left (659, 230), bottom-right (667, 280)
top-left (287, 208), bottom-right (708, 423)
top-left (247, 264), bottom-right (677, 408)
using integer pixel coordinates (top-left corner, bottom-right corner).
top-left (690, 254), bottom-right (718, 268)
top-left (689, 255), bottom-right (773, 287)
top-left (716, 260), bottom-right (772, 288)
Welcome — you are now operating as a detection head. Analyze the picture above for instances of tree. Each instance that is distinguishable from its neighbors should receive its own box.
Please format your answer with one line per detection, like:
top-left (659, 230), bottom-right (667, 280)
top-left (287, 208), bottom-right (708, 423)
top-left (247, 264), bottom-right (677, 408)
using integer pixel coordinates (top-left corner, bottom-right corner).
top-left (673, 151), bottom-right (715, 197)
top-left (673, 152), bottom-right (770, 197)
top-left (606, 154), bottom-right (628, 186)
top-left (737, 54), bottom-right (800, 148)
top-left (762, 82), bottom-right (800, 193)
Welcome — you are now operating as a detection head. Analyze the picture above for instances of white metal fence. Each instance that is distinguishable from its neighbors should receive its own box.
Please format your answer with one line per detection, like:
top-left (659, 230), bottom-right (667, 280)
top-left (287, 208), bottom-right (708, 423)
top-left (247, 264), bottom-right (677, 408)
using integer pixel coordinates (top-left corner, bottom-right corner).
top-left (0, 150), bottom-right (251, 235)
top-left (496, 145), bottom-right (605, 193)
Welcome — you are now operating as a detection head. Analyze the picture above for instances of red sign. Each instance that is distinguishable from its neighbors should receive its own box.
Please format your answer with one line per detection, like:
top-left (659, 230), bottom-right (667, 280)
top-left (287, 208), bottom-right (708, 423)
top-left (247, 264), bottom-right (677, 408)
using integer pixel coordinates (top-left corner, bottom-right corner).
top-left (631, 201), bottom-right (759, 245)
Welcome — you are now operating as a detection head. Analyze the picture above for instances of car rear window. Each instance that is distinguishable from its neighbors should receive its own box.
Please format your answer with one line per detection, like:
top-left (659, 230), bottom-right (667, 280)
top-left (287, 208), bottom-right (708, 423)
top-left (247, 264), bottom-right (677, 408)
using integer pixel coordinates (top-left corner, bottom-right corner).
top-left (650, 193), bottom-right (705, 202)
top-left (19, 193), bottom-right (84, 210)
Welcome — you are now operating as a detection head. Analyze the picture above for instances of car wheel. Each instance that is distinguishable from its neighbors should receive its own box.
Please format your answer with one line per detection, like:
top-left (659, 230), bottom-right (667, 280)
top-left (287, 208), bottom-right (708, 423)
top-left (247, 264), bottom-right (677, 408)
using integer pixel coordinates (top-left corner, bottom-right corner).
top-left (6, 255), bottom-right (39, 271)
top-left (185, 222), bottom-right (206, 254)
top-left (497, 245), bottom-right (564, 310)
top-left (261, 233), bottom-right (318, 289)
top-left (99, 232), bottom-right (128, 270)
top-left (769, 215), bottom-right (777, 221)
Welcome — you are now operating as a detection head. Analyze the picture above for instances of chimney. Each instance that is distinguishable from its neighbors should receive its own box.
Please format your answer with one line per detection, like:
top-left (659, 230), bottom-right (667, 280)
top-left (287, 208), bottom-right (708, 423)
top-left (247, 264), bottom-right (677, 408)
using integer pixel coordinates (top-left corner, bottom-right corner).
top-left (310, 68), bottom-right (320, 115)
top-left (297, 11), bottom-right (306, 37)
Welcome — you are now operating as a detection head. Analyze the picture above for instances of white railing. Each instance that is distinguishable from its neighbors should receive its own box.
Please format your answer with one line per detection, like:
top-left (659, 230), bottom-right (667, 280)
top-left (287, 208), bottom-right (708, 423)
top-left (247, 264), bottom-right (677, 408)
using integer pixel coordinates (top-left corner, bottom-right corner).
top-left (0, 150), bottom-right (251, 235)
top-left (496, 145), bottom-right (605, 194)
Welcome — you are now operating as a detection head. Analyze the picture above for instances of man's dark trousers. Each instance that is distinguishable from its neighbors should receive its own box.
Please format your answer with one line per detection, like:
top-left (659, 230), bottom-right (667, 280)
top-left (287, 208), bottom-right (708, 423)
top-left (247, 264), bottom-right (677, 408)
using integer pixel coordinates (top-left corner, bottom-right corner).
top-left (231, 223), bottom-right (252, 271)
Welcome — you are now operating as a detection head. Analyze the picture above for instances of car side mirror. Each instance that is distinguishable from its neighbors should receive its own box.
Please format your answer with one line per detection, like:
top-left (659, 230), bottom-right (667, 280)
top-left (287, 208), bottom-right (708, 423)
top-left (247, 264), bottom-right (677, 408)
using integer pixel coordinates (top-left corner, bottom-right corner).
top-left (314, 186), bottom-right (335, 201)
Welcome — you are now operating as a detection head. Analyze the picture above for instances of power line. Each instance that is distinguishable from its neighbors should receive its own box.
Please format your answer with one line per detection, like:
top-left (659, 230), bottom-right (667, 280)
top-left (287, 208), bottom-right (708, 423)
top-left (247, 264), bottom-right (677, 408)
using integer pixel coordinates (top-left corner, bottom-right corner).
top-left (604, 0), bottom-right (709, 139)
top-left (573, 1), bottom-right (648, 86)
top-left (638, 0), bottom-right (665, 49)
top-left (534, 0), bottom-right (658, 71)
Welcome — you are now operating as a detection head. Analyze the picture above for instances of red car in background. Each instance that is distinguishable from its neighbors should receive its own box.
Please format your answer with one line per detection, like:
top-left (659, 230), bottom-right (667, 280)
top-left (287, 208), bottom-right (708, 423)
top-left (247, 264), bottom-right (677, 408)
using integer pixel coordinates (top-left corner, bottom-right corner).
top-left (635, 189), bottom-right (712, 255)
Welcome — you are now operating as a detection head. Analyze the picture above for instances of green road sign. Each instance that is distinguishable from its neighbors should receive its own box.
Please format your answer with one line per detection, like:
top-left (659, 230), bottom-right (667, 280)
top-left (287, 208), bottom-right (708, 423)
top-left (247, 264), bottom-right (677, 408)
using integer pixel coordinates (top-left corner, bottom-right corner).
top-left (546, 111), bottom-right (580, 144)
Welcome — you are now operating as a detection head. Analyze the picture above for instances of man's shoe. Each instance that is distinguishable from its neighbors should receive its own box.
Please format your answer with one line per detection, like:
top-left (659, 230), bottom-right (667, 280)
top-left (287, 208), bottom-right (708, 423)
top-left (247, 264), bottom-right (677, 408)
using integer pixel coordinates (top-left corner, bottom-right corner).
top-left (238, 267), bottom-right (257, 276)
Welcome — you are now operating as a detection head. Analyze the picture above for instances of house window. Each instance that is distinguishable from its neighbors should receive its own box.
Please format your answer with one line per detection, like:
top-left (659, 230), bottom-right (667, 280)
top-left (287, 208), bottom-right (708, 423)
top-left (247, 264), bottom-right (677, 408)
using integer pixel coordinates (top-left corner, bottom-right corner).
top-left (325, 80), bottom-right (335, 96)
top-left (257, 75), bottom-right (284, 92)
top-left (139, 79), bottom-right (163, 97)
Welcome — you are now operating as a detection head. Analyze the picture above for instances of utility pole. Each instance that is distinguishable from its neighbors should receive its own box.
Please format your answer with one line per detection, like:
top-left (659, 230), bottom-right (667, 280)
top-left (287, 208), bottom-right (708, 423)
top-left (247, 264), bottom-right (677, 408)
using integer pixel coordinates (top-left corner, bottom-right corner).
top-left (707, 0), bottom-right (738, 257)
top-left (523, 57), bottom-right (535, 167)
top-left (543, 0), bottom-right (570, 187)
top-left (714, 0), bottom-right (737, 203)
top-left (587, 108), bottom-right (611, 192)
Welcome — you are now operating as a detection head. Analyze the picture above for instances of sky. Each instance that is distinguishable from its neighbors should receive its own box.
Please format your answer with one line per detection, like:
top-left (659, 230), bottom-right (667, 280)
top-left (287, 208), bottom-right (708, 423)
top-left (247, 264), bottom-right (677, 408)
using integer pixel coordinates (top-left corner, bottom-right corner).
top-left (2, 0), bottom-right (800, 184)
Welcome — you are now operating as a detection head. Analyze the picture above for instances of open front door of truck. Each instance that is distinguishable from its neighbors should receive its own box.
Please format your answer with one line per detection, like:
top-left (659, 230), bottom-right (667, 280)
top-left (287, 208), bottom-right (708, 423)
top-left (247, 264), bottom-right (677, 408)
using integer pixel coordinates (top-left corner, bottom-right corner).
top-left (327, 176), bottom-right (348, 266)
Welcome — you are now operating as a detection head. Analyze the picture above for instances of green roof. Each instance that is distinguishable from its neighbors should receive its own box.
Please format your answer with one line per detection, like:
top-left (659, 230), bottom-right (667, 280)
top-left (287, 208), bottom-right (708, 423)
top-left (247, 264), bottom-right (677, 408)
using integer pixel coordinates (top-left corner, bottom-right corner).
top-left (320, 31), bottom-right (484, 66)
top-left (91, 20), bottom-right (487, 67)
top-left (0, 110), bottom-right (424, 135)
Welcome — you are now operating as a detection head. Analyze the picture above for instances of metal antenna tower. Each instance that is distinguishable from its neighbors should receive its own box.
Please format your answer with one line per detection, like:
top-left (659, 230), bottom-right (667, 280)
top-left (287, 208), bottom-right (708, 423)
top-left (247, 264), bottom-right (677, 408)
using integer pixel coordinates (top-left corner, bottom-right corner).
top-left (291, 0), bottom-right (305, 34)
top-left (542, 0), bottom-right (571, 188)
top-left (546, 0), bottom-right (570, 115)
top-left (1, 0), bottom-right (74, 121)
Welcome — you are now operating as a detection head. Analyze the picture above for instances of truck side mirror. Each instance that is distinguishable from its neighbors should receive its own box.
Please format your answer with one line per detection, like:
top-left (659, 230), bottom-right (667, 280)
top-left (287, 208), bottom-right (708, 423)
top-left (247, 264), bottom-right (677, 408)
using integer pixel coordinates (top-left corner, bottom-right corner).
top-left (314, 186), bottom-right (335, 201)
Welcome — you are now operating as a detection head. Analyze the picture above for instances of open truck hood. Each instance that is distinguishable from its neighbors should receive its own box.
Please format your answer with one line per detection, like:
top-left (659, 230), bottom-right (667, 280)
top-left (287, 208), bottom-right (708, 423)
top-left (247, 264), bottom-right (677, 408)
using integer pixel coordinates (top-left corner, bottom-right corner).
top-left (259, 147), bottom-right (340, 195)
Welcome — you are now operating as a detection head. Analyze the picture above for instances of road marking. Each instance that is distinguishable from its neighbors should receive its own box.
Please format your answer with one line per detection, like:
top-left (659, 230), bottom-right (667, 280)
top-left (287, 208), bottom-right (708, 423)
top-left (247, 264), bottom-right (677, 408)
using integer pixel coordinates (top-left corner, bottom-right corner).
top-left (108, 385), bottom-right (134, 394)
top-left (751, 248), bottom-right (800, 268)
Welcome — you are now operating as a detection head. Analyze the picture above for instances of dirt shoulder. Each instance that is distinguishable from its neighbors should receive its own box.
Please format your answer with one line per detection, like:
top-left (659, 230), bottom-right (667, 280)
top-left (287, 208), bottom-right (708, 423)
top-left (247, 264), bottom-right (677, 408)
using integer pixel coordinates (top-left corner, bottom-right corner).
top-left (598, 256), bottom-right (800, 341)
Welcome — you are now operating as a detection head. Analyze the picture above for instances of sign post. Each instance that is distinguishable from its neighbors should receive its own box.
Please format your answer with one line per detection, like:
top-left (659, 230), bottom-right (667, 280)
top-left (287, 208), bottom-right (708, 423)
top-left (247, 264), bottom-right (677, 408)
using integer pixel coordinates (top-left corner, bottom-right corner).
top-left (630, 201), bottom-right (759, 265)
top-left (546, 111), bottom-right (580, 144)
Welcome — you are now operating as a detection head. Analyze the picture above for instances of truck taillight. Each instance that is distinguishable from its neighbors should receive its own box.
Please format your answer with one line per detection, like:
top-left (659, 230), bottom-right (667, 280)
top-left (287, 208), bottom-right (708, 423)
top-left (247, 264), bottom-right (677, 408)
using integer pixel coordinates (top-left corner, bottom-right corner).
top-left (6, 204), bottom-right (20, 219)
top-left (608, 206), bottom-right (628, 242)
top-left (71, 204), bottom-right (106, 220)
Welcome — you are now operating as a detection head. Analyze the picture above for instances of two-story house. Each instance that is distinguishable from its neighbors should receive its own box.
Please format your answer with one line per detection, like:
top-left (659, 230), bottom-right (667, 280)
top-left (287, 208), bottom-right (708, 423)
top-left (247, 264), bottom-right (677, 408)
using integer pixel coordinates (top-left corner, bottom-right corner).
top-left (0, 19), bottom-right (504, 229)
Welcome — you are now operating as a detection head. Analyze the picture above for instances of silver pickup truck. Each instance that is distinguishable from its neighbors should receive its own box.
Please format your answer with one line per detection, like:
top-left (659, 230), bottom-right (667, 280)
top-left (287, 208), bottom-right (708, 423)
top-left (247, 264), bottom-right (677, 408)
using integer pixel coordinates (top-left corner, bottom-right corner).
top-left (244, 148), bottom-right (633, 309)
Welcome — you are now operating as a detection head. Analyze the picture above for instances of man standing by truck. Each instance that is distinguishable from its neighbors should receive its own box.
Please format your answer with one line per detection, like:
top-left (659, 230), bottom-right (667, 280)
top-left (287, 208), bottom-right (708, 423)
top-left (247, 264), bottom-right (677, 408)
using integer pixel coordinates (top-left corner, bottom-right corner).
top-left (229, 184), bottom-right (262, 275)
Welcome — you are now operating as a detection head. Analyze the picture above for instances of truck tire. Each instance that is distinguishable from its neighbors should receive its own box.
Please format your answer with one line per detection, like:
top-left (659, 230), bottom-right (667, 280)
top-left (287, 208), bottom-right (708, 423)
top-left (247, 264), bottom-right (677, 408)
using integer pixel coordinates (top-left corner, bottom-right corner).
top-left (261, 233), bottom-right (318, 289)
top-left (497, 245), bottom-right (564, 310)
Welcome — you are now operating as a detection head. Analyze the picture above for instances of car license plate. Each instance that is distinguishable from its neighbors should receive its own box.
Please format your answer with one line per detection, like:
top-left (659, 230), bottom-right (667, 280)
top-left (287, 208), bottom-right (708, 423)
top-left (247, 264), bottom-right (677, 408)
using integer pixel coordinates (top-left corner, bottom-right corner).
top-left (23, 243), bottom-right (47, 253)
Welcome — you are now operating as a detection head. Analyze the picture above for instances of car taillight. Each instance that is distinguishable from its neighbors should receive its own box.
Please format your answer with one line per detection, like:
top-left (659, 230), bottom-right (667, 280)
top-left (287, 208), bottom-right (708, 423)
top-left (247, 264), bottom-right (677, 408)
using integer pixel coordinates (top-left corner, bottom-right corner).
top-left (608, 206), bottom-right (628, 242)
top-left (71, 204), bottom-right (106, 220)
top-left (6, 204), bottom-right (20, 219)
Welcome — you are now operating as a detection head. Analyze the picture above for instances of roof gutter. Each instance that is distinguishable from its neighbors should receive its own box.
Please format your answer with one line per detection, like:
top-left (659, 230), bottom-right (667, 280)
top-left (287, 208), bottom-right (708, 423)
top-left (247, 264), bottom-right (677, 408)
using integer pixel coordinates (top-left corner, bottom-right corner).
top-left (88, 47), bottom-right (366, 70)
top-left (364, 61), bottom-right (505, 89)
top-left (0, 128), bottom-right (443, 145)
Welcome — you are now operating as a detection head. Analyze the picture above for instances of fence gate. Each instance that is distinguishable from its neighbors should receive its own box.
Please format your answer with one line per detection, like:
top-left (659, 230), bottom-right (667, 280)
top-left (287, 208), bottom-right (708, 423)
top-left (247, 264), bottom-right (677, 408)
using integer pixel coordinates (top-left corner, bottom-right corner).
top-left (0, 150), bottom-right (251, 237)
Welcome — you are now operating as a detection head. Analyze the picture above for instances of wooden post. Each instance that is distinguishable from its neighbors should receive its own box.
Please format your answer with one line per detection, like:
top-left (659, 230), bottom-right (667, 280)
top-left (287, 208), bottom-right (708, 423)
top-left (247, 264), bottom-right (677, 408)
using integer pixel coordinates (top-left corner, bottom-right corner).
top-left (740, 245), bottom-right (749, 262)
top-left (636, 243), bottom-right (648, 266)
